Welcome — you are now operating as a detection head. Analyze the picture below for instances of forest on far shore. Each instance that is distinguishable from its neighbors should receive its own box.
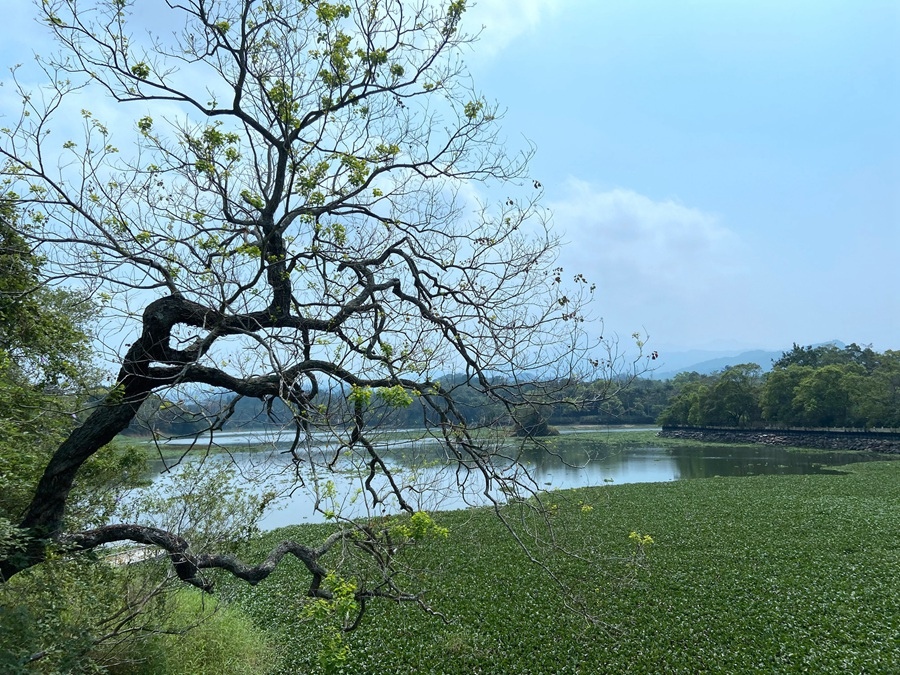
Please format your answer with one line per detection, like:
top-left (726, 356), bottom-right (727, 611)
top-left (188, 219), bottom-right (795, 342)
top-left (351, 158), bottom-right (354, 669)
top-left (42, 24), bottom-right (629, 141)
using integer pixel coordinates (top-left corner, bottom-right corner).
top-left (127, 343), bottom-right (900, 437)
top-left (657, 343), bottom-right (900, 429)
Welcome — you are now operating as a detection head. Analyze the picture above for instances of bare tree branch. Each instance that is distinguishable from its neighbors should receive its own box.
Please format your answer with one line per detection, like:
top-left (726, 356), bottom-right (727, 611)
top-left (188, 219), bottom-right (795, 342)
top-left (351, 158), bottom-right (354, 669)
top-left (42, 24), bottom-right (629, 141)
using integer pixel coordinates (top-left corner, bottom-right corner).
top-left (1, 0), bottom-right (648, 615)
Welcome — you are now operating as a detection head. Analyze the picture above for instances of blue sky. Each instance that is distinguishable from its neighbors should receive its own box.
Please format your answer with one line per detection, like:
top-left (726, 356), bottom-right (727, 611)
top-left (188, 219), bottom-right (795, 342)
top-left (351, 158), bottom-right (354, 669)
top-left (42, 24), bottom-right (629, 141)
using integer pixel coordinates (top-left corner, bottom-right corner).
top-left (2, 0), bottom-right (897, 355)
top-left (465, 0), bottom-right (899, 352)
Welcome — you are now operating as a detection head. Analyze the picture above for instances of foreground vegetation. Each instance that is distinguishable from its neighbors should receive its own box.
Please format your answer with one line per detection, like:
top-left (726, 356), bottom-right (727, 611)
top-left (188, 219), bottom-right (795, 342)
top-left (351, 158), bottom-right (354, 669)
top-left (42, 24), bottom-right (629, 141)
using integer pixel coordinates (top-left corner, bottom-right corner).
top-left (219, 459), bottom-right (899, 674)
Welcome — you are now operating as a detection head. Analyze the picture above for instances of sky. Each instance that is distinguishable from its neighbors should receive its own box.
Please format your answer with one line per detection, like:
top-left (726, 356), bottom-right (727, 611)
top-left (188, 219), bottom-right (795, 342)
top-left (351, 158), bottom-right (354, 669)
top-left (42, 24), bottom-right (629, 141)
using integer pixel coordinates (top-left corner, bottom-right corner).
top-left (1, 0), bottom-right (898, 358)
top-left (465, 0), bottom-right (900, 353)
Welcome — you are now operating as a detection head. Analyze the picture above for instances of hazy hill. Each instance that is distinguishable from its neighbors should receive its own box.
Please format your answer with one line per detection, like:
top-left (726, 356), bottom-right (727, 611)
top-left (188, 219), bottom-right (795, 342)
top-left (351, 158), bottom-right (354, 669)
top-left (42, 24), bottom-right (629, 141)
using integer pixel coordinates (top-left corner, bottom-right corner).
top-left (650, 341), bottom-right (846, 379)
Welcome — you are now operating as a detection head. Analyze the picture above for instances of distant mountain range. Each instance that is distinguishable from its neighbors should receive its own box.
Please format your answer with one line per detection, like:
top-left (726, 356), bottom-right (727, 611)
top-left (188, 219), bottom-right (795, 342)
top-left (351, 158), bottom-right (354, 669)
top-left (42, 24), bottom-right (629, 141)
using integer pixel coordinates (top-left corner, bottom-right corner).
top-left (649, 341), bottom-right (846, 379)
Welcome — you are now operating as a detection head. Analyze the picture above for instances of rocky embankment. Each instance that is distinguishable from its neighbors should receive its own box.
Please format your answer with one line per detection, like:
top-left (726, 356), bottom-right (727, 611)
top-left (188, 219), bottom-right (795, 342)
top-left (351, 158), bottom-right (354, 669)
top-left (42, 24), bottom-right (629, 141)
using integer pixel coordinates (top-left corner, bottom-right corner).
top-left (659, 426), bottom-right (900, 454)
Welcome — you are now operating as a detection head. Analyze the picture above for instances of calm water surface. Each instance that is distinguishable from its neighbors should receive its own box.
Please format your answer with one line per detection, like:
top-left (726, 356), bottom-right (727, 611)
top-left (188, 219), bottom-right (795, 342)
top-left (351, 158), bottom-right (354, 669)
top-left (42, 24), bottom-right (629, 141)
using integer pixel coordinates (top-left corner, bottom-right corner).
top-left (144, 427), bottom-right (883, 529)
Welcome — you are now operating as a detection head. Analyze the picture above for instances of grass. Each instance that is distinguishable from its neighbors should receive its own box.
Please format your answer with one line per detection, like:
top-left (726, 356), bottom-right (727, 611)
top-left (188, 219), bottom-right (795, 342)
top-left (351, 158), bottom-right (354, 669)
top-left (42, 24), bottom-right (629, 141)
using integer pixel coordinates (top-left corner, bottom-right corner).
top-left (219, 459), bottom-right (900, 674)
top-left (107, 589), bottom-right (271, 675)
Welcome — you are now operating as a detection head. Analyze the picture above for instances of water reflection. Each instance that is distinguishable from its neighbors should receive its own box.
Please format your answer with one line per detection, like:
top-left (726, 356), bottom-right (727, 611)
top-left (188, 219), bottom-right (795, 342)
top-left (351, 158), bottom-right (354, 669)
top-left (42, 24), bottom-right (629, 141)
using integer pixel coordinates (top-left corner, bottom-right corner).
top-left (142, 431), bottom-right (881, 530)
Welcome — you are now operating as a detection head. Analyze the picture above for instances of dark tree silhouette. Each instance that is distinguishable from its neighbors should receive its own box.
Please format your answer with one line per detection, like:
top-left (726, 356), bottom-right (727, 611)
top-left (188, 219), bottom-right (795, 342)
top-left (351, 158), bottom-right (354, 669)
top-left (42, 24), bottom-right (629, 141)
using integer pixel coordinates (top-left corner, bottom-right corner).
top-left (0, 0), bottom-right (644, 612)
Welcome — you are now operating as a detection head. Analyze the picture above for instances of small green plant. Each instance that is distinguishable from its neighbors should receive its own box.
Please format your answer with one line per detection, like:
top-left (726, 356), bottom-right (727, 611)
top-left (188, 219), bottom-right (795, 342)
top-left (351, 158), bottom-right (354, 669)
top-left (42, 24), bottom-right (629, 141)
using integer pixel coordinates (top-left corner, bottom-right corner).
top-left (391, 511), bottom-right (450, 541)
top-left (628, 530), bottom-right (654, 566)
top-left (301, 572), bottom-right (359, 674)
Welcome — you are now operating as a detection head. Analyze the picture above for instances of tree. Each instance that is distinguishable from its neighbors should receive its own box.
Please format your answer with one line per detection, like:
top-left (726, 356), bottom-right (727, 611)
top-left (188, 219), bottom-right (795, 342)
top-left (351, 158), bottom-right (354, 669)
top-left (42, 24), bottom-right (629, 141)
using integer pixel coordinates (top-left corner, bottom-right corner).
top-left (656, 365), bottom-right (762, 427)
top-left (791, 364), bottom-right (860, 428)
top-left (510, 402), bottom-right (558, 437)
top-left (759, 364), bottom-right (813, 425)
top-left (0, 198), bottom-right (97, 532)
top-left (655, 372), bottom-right (709, 428)
top-left (0, 199), bottom-right (173, 671)
top-left (854, 351), bottom-right (900, 428)
top-left (773, 342), bottom-right (880, 372)
top-left (772, 343), bottom-right (829, 370)
top-left (1, 0), bottom-right (640, 614)
top-left (704, 364), bottom-right (762, 427)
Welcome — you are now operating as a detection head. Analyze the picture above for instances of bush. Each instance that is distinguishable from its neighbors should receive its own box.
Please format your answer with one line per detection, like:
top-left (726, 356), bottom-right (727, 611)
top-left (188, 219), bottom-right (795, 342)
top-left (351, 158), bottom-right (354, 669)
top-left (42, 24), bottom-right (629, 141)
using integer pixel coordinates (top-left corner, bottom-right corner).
top-left (110, 589), bottom-right (271, 675)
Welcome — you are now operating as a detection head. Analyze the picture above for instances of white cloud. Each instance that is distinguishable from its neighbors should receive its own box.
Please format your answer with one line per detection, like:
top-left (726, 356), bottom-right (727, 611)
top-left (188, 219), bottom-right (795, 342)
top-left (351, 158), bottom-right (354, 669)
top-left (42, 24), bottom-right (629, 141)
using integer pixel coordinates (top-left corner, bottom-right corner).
top-left (551, 180), bottom-right (740, 285)
top-left (548, 179), bottom-right (752, 346)
top-left (464, 0), bottom-right (563, 57)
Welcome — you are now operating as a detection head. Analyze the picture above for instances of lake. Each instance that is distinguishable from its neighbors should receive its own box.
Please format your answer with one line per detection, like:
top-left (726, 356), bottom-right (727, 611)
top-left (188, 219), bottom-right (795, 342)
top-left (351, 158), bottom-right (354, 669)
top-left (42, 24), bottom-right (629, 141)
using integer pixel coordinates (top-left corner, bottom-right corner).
top-left (141, 427), bottom-right (882, 530)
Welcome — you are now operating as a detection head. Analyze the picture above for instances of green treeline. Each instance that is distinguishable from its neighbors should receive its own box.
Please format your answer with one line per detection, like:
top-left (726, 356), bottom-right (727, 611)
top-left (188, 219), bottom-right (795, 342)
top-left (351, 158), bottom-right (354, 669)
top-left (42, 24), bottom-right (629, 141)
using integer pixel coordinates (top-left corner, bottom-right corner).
top-left (658, 343), bottom-right (900, 429)
top-left (130, 343), bottom-right (900, 437)
top-left (126, 375), bottom-right (678, 438)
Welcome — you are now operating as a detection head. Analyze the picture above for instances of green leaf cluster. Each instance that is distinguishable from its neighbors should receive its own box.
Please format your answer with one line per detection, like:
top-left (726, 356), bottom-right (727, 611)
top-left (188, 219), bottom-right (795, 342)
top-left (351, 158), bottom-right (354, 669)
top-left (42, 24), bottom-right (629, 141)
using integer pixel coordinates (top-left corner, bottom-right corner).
top-left (390, 511), bottom-right (449, 540)
top-left (376, 384), bottom-right (413, 409)
top-left (0, 199), bottom-right (92, 387)
top-left (187, 122), bottom-right (241, 176)
top-left (346, 384), bottom-right (372, 407)
top-left (130, 62), bottom-right (150, 79)
top-left (267, 79), bottom-right (302, 127)
top-left (443, 0), bottom-right (466, 37)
